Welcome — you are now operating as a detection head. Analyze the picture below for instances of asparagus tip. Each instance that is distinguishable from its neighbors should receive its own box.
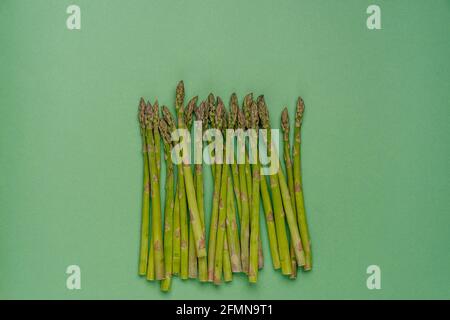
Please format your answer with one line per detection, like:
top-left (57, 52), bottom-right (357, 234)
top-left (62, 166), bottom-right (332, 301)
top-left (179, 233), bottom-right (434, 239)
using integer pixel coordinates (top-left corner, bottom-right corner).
top-left (194, 100), bottom-right (204, 120)
top-left (144, 101), bottom-right (153, 129)
top-left (237, 108), bottom-right (245, 129)
top-left (250, 101), bottom-right (259, 129)
top-left (162, 105), bottom-right (175, 131)
top-left (295, 97), bottom-right (305, 127)
top-left (152, 100), bottom-right (160, 126)
top-left (281, 107), bottom-right (290, 140)
top-left (216, 97), bottom-right (225, 130)
top-left (176, 81), bottom-right (185, 108)
top-left (185, 96), bottom-right (197, 129)
top-left (257, 96), bottom-right (269, 129)
top-left (243, 93), bottom-right (253, 108)
top-left (207, 92), bottom-right (215, 105)
top-left (228, 94), bottom-right (238, 129)
top-left (256, 94), bottom-right (264, 106)
top-left (158, 118), bottom-right (172, 147)
top-left (138, 98), bottom-right (146, 129)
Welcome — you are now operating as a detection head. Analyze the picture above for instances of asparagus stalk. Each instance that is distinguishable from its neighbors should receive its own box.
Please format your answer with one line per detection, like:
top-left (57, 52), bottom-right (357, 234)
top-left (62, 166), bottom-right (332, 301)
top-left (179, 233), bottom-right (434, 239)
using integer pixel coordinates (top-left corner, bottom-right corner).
top-left (146, 235), bottom-right (155, 280)
top-left (185, 102), bottom-right (198, 279)
top-left (213, 99), bottom-right (228, 284)
top-left (144, 101), bottom-right (165, 280)
top-left (226, 173), bottom-right (242, 272)
top-left (223, 236), bottom-right (233, 282)
top-left (290, 244), bottom-right (297, 279)
top-left (172, 179), bottom-right (181, 275)
top-left (237, 109), bottom-right (250, 273)
top-left (179, 158), bottom-right (188, 279)
top-left (258, 96), bottom-right (300, 275)
top-left (148, 101), bottom-right (162, 281)
top-left (194, 101), bottom-right (209, 282)
top-left (226, 97), bottom-right (242, 272)
top-left (248, 101), bottom-right (261, 283)
top-left (281, 108), bottom-right (299, 277)
top-left (159, 118), bottom-right (175, 291)
top-left (138, 98), bottom-right (150, 276)
top-left (207, 96), bottom-right (223, 281)
top-left (175, 82), bottom-right (207, 259)
top-left (180, 172), bottom-right (189, 274)
top-left (174, 90), bottom-right (189, 279)
top-left (214, 162), bottom-right (228, 284)
top-left (293, 97), bottom-right (312, 270)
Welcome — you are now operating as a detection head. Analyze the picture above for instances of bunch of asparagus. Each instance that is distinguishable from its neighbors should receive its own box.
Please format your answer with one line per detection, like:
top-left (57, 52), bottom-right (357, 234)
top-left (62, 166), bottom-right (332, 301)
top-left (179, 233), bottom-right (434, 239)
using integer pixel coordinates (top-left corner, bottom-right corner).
top-left (137, 81), bottom-right (311, 291)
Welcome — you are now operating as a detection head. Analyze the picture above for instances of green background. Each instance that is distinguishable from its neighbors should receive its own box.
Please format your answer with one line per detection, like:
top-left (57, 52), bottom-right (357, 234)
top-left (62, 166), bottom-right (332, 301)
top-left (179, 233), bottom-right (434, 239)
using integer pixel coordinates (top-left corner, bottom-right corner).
top-left (1, 0), bottom-right (449, 299)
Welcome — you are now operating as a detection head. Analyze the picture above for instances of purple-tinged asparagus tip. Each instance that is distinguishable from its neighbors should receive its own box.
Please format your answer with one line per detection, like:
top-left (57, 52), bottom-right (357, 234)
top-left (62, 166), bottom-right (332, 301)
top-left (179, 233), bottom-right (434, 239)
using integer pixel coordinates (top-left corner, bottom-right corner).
top-left (295, 97), bottom-right (305, 127)
top-left (176, 81), bottom-right (185, 108)
top-left (162, 105), bottom-right (176, 131)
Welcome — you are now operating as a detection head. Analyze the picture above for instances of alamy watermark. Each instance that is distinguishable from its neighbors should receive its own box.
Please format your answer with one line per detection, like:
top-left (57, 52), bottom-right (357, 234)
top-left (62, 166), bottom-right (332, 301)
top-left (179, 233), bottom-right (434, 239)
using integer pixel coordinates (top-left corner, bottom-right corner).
top-left (166, 123), bottom-right (280, 176)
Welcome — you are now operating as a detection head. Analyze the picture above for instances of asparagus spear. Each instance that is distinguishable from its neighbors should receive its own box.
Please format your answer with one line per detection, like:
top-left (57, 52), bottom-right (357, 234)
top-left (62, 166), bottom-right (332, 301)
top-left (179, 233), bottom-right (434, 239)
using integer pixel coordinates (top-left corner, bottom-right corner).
top-left (173, 87), bottom-right (190, 279)
top-left (148, 100), bottom-right (162, 281)
top-left (144, 101), bottom-right (165, 280)
top-left (281, 108), bottom-right (299, 277)
top-left (138, 98), bottom-right (150, 276)
top-left (207, 95), bottom-right (223, 281)
top-left (248, 101), bottom-right (261, 283)
top-left (237, 109), bottom-right (250, 273)
top-left (162, 105), bottom-right (187, 277)
top-left (226, 97), bottom-right (242, 272)
top-left (242, 95), bottom-right (256, 271)
top-left (150, 101), bottom-right (162, 280)
top-left (185, 101), bottom-right (198, 279)
top-left (144, 101), bottom-right (155, 281)
top-left (175, 82), bottom-right (207, 259)
top-left (213, 99), bottom-right (229, 284)
top-left (194, 101), bottom-right (209, 282)
top-left (159, 118), bottom-right (175, 291)
top-left (293, 97), bottom-right (312, 270)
